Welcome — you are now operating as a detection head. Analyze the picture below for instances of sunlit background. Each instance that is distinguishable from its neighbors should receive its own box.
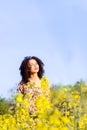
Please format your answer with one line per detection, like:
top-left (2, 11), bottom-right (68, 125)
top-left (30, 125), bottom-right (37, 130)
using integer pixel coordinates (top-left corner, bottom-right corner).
top-left (0, 0), bottom-right (87, 98)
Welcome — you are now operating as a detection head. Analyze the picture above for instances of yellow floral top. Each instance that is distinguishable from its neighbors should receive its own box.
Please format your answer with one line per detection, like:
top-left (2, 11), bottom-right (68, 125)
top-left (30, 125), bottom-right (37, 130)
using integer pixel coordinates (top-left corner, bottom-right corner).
top-left (17, 77), bottom-right (50, 114)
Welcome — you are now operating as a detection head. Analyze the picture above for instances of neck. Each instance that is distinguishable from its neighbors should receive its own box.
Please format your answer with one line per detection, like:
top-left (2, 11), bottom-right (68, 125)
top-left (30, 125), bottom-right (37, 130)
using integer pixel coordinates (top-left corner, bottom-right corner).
top-left (28, 73), bottom-right (40, 82)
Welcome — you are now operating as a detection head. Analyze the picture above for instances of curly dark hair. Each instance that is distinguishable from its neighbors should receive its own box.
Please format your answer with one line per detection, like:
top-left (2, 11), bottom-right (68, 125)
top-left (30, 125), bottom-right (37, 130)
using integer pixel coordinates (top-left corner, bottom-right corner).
top-left (19, 56), bottom-right (45, 83)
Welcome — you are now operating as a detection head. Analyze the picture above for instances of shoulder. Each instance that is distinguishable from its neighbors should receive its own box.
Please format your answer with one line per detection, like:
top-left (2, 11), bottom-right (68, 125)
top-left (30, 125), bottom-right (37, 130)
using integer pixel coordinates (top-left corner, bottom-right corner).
top-left (18, 81), bottom-right (24, 88)
top-left (17, 81), bottom-right (25, 94)
top-left (41, 76), bottom-right (50, 86)
top-left (42, 76), bottom-right (49, 82)
top-left (42, 76), bottom-right (48, 80)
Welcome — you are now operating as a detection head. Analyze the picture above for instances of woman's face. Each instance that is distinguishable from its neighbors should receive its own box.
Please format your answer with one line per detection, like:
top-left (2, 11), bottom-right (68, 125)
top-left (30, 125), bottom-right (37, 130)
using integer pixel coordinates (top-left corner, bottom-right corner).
top-left (28, 59), bottom-right (39, 73)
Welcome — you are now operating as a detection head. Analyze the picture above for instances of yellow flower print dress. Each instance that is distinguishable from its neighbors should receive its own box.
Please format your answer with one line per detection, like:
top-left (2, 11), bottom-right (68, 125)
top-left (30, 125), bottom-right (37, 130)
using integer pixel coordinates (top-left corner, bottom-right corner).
top-left (17, 77), bottom-right (50, 114)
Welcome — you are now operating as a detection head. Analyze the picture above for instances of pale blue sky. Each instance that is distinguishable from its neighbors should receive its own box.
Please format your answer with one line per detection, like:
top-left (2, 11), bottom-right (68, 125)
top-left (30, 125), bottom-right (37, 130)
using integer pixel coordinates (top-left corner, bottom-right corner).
top-left (0, 0), bottom-right (87, 98)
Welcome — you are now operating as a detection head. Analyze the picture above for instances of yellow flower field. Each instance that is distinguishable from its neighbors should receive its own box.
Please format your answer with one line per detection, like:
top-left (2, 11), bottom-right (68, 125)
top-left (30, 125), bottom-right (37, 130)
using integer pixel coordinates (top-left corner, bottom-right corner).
top-left (0, 80), bottom-right (87, 130)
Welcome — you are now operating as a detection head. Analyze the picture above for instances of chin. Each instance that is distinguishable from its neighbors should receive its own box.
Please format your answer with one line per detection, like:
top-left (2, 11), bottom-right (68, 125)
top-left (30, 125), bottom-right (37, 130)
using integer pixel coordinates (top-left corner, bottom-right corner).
top-left (35, 69), bottom-right (39, 72)
top-left (32, 70), bottom-right (39, 73)
top-left (36, 70), bottom-right (39, 73)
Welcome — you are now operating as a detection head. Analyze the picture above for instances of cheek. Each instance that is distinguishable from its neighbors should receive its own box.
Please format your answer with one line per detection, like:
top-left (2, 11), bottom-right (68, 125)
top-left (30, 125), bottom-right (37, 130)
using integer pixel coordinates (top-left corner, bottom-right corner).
top-left (37, 64), bottom-right (39, 68)
top-left (36, 65), bottom-right (39, 71)
top-left (30, 67), bottom-right (34, 71)
top-left (37, 65), bottom-right (39, 68)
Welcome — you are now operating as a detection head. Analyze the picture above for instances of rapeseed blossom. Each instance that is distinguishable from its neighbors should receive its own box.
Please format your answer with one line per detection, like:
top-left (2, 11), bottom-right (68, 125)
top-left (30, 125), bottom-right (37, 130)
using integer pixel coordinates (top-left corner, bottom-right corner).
top-left (0, 78), bottom-right (87, 130)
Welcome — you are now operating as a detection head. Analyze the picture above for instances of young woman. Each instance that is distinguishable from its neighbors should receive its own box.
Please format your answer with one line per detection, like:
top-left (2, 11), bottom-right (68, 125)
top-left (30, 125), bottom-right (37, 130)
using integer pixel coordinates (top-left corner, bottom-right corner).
top-left (17, 56), bottom-right (50, 114)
